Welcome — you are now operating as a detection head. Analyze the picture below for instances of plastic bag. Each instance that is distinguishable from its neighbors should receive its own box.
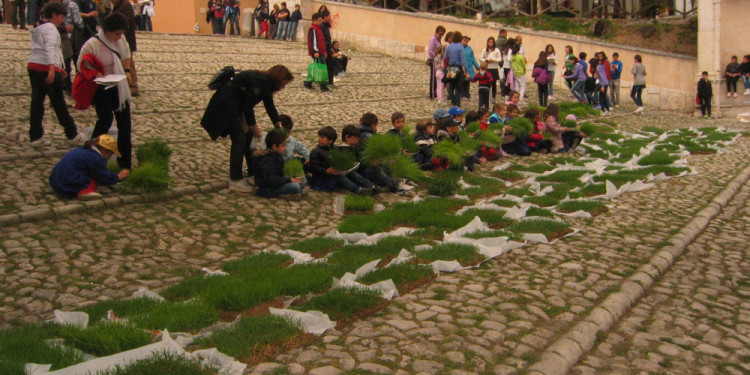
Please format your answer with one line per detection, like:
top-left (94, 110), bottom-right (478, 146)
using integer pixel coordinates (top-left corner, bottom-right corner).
top-left (307, 59), bottom-right (328, 84)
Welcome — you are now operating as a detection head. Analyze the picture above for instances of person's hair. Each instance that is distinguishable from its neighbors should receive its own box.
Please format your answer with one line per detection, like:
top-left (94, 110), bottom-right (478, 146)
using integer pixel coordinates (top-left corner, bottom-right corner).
top-left (612, 52), bottom-right (619, 58)
top-left (545, 44), bottom-right (555, 54)
top-left (416, 119), bottom-right (434, 132)
top-left (579, 52), bottom-right (587, 60)
top-left (281, 2), bottom-right (286, 6)
top-left (360, 112), bottom-right (378, 128)
top-left (391, 111), bottom-right (405, 124)
top-left (486, 36), bottom-right (496, 51)
top-left (731, 55), bottom-right (737, 60)
top-left (263, 65), bottom-right (294, 91)
top-left (279, 114), bottom-right (293, 132)
top-left (510, 91), bottom-right (520, 99)
top-left (311, 12), bottom-right (322, 21)
top-left (499, 29), bottom-right (507, 36)
top-left (318, 126), bottom-right (337, 142)
top-left (265, 129), bottom-right (287, 149)
top-left (332, 40), bottom-right (339, 47)
top-left (565, 45), bottom-right (573, 55)
top-left (464, 110), bottom-right (479, 125)
top-left (295, 4), bottom-right (300, 7)
top-left (317, 5), bottom-right (327, 13)
top-left (634, 54), bottom-right (643, 63)
top-left (702, 71), bottom-right (708, 76)
top-left (506, 38), bottom-right (516, 51)
top-left (589, 58), bottom-right (599, 70)
top-left (43, 1), bottom-right (67, 18)
top-left (492, 101), bottom-right (507, 113)
top-left (511, 44), bottom-right (520, 55)
top-left (506, 103), bottom-right (519, 115)
top-left (451, 32), bottom-right (462, 43)
top-left (600, 51), bottom-right (608, 61)
top-left (435, 25), bottom-right (446, 34)
top-left (342, 124), bottom-right (360, 140)
top-left (444, 31), bottom-right (453, 43)
top-left (534, 51), bottom-right (547, 67)
top-left (272, 3), bottom-right (279, 8)
top-left (568, 56), bottom-right (578, 64)
top-left (320, 10), bottom-right (330, 18)
top-left (102, 13), bottom-right (128, 32)
top-left (479, 61), bottom-right (488, 70)
top-left (477, 107), bottom-right (489, 119)
top-left (435, 44), bottom-right (446, 58)
top-left (543, 103), bottom-right (560, 122)
top-left (524, 108), bottom-right (540, 121)
top-left (462, 35), bottom-right (470, 41)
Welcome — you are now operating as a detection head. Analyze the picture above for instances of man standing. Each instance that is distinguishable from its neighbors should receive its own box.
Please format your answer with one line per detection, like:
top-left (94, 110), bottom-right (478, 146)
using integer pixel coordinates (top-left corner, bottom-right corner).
top-left (11, 0), bottom-right (28, 30)
top-left (111, 0), bottom-right (139, 96)
top-left (225, 0), bottom-right (240, 35)
top-left (320, 10), bottom-right (335, 87)
top-left (303, 12), bottom-right (328, 91)
top-left (275, 2), bottom-right (290, 40)
top-left (496, 29), bottom-right (507, 50)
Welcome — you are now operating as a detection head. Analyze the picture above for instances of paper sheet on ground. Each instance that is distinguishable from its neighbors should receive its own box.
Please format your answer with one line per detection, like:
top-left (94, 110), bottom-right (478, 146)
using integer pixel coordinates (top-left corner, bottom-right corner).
top-left (269, 308), bottom-right (336, 335)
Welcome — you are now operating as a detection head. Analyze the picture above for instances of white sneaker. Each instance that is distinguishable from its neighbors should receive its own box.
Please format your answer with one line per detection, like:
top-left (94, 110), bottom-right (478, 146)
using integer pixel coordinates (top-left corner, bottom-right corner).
top-left (67, 133), bottom-right (86, 146)
top-left (228, 179), bottom-right (253, 193)
top-left (399, 181), bottom-right (415, 191)
top-left (745, 89), bottom-right (750, 95)
top-left (634, 107), bottom-right (644, 113)
top-left (30, 137), bottom-right (50, 147)
top-left (78, 191), bottom-right (102, 201)
top-left (734, 92), bottom-right (738, 97)
top-left (548, 95), bottom-right (554, 100)
top-left (727, 92), bottom-right (732, 98)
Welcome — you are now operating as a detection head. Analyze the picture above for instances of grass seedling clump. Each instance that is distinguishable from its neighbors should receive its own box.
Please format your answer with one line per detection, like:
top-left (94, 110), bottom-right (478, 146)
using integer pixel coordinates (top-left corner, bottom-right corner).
top-left (458, 131), bottom-right (481, 156)
top-left (569, 183), bottom-right (606, 198)
top-left (491, 169), bottom-right (523, 181)
top-left (416, 243), bottom-right (484, 266)
top-left (680, 140), bottom-right (717, 154)
top-left (107, 159), bottom-right (122, 174)
top-left (288, 237), bottom-right (344, 256)
top-left (506, 185), bottom-right (533, 197)
top-left (428, 176), bottom-right (459, 197)
top-left (122, 161), bottom-right (170, 193)
top-left (579, 122), bottom-right (614, 136)
top-left (491, 198), bottom-right (518, 207)
top-left (357, 264), bottom-right (435, 292)
top-left (526, 207), bottom-right (555, 217)
top-left (81, 297), bottom-right (162, 323)
top-left (432, 140), bottom-right (464, 167)
top-left (329, 148), bottom-right (359, 172)
top-left (402, 132), bottom-right (419, 153)
top-left (283, 159), bottom-right (304, 178)
top-left (135, 138), bottom-right (171, 170)
top-left (99, 352), bottom-right (217, 375)
top-left (465, 122), bottom-right (480, 133)
top-left (127, 299), bottom-right (219, 332)
top-left (389, 154), bottom-right (425, 181)
top-left (0, 324), bottom-right (85, 375)
top-left (591, 132), bottom-right (625, 142)
top-left (507, 117), bottom-right (533, 139)
top-left (637, 151), bottom-right (680, 166)
top-left (344, 195), bottom-right (376, 212)
top-left (508, 218), bottom-right (572, 240)
top-left (58, 321), bottom-right (153, 357)
top-left (363, 134), bottom-right (402, 163)
top-left (523, 194), bottom-right (563, 207)
top-left (162, 274), bottom-right (281, 311)
top-left (338, 198), bottom-right (465, 234)
top-left (640, 126), bottom-right (666, 135)
top-left (537, 170), bottom-right (591, 183)
top-left (477, 129), bottom-right (503, 147)
top-left (460, 209), bottom-right (513, 228)
top-left (463, 229), bottom-right (522, 241)
top-left (195, 314), bottom-right (302, 361)
top-left (326, 236), bottom-right (425, 276)
top-left (510, 163), bottom-right (555, 173)
top-left (221, 252), bottom-right (292, 275)
top-left (296, 287), bottom-right (385, 322)
top-left (557, 199), bottom-right (607, 215)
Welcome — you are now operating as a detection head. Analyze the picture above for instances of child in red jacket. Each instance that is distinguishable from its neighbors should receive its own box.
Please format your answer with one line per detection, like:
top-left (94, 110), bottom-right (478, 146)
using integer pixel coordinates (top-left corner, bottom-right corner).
top-left (524, 108), bottom-right (552, 153)
top-left (472, 62), bottom-right (494, 110)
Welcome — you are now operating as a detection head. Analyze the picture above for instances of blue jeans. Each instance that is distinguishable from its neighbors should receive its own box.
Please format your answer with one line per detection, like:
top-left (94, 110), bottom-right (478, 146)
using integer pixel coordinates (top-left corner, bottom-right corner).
top-left (276, 20), bottom-right (289, 39)
top-left (26, 0), bottom-right (34, 25)
top-left (257, 181), bottom-right (304, 197)
top-left (743, 75), bottom-right (750, 89)
top-left (448, 79), bottom-right (462, 107)
top-left (287, 21), bottom-right (299, 40)
top-left (337, 171), bottom-right (372, 192)
top-left (227, 14), bottom-right (240, 35)
top-left (571, 80), bottom-right (585, 102)
top-left (547, 70), bottom-right (555, 96)
top-left (142, 15), bottom-right (152, 31)
top-left (598, 85), bottom-right (610, 111)
top-left (630, 85), bottom-right (644, 107)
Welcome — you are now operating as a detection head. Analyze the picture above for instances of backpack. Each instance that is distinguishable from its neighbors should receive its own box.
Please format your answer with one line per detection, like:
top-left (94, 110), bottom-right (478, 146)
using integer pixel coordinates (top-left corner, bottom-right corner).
top-left (208, 66), bottom-right (237, 90)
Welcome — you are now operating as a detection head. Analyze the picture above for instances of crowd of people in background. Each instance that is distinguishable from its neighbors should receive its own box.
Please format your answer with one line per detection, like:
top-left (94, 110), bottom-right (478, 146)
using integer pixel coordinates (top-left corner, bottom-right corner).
top-left (250, 0), bottom-right (302, 40)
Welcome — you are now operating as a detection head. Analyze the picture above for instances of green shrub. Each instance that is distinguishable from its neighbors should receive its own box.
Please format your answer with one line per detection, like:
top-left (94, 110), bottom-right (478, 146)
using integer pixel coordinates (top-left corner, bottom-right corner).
top-left (283, 159), bottom-right (304, 178)
top-left (121, 161), bottom-right (170, 193)
top-left (329, 148), bottom-right (358, 172)
top-left (428, 176), bottom-right (459, 197)
top-left (432, 140), bottom-right (464, 167)
top-left (389, 154), bottom-right (425, 181)
top-left (507, 117), bottom-right (533, 140)
top-left (363, 134), bottom-right (401, 163)
top-left (345, 195), bottom-right (376, 212)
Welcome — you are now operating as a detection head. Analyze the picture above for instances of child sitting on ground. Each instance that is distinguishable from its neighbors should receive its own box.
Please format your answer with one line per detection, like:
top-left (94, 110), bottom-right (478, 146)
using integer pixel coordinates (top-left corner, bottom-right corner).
top-left (357, 112), bottom-right (378, 143)
top-left (472, 61), bottom-right (494, 110)
top-left (437, 119), bottom-right (479, 171)
top-left (562, 114), bottom-right (586, 151)
top-left (386, 111), bottom-right (406, 140)
top-left (506, 91), bottom-right (520, 106)
top-left (356, 114), bottom-right (401, 193)
top-left (413, 119), bottom-right (438, 170)
top-left (489, 102), bottom-right (507, 125)
top-left (450, 107), bottom-right (466, 129)
top-left (500, 104), bottom-right (531, 156)
top-left (49, 135), bottom-right (130, 200)
top-left (254, 129), bottom-right (306, 200)
top-left (543, 103), bottom-right (574, 153)
top-left (279, 114), bottom-right (311, 163)
top-left (524, 108), bottom-right (552, 154)
top-left (477, 108), bottom-right (501, 160)
top-left (308, 125), bottom-right (374, 194)
top-left (504, 103), bottom-right (520, 123)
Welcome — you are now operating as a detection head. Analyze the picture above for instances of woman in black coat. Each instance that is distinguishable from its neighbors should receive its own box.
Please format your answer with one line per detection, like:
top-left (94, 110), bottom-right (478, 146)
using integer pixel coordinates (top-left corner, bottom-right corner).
top-left (201, 65), bottom-right (294, 193)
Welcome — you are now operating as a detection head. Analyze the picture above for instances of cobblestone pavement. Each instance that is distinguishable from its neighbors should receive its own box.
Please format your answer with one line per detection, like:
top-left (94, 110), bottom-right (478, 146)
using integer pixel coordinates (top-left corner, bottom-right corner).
top-left (1, 25), bottom-right (749, 374)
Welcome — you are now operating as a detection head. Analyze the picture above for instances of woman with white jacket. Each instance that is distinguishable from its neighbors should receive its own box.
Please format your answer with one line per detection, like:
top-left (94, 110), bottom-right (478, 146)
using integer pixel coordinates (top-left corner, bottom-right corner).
top-left (480, 36), bottom-right (502, 103)
top-left (77, 12), bottom-right (133, 169)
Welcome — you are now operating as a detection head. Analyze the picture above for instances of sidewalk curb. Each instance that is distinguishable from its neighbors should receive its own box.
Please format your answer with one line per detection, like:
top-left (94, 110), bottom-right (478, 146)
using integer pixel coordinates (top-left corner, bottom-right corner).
top-left (0, 181), bottom-right (227, 227)
top-left (528, 162), bottom-right (750, 375)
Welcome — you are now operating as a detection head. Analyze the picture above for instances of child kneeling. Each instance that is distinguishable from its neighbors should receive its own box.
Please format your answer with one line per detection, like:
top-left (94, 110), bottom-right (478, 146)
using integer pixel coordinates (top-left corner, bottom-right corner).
top-left (49, 135), bottom-right (130, 200)
top-left (254, 130), bottom-right (306, 199)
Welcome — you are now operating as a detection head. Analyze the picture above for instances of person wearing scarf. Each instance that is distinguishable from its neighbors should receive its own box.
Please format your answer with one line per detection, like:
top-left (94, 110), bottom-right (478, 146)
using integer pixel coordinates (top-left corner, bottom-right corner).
top-left (77, 12), bottom-right (133, 170)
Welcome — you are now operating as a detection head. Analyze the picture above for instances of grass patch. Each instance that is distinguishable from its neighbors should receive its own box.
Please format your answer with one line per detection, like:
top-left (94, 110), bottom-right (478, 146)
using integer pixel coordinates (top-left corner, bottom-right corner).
top-left (122, 161), bottom-right (170, 193)
top-left (508, 219), bottom-right (572, 240)
top-left (329, 148), bottom-right (359, 172)
top-left (590, 132), bottom-right (624, 142)
top-left (506, 186), bottom-right (533, 197)
top-left (81, 297), bottom-right (162, 323)
top-left (357, 263), bottom-right (436, 292)
top-left (509, 163), bottom-right (555, 174)
top-left (296, 287), bottom-right (385, 322)
top-left (326, 236), bottom-right (424, 277)
top-left (58, 322), bottom-right (153, 357)
top-left (490, 198), bottom-right (518, 207)
top-left (127, 299), bottom-right (219, 332)
top-left (557, 199), bottom-right (607, 215)
top-left (362, 134), bottom-right (402, 163)
top-left (194, 314), bottom-right (302, 361)
top-left (536, 170), bottom-right (591, 183)
top-left (283, 159), bottom-right (304, 178)
top-left (99, 352), bottom-right (216, 375)
top-left (344, 195), bottom-right (376, 212)
top-left (338, 198), bottom-right (466, 234)
top-left (637, 151), bottom-right (680, 166)
top-left (0, 324), bottom-right (85, 375)
top-left (415, 243), bottom-right (484, 266)
top-left (389, 154), bottom-right (425, 181)
top-left (526, 207), bottom-right (555, 217)
top-left (523, 195), bottom-right (562, 207)
top-left (463, 229), bottom-right (522, 241)
top-left (460, 209), bottom-right (514, 228)
top-left (288, 237), bottom-right (344, 256)
top-left (428, 176), bottom-right (460, 197)
top-left (640, 126), bottom-right (666, 135)
top-left (491, 169), bottom-right (523, 181)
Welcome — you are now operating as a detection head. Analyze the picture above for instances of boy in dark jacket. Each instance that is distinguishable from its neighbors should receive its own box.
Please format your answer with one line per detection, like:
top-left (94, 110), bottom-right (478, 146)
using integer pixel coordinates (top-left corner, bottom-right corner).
top-left (385, 111), bottom-right (405, 139)
top-left (697, 71), bottom-right (713, 119)
top-left (303, 12), bottom-right (328, 91)
top-left (356, 113), bottom-right (401, 192)
top-left (413, 119), bottom-right (438, 170)
top-left (254, 129), bottom-right (305, 199)
top-left (309, 126), bottom-right (373, 193)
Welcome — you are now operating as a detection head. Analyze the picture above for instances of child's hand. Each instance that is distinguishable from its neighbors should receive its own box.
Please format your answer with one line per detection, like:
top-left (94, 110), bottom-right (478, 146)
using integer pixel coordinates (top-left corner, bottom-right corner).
top-left (304, 159), bottom-right (310, 165)
top-left (580, 132), bottom-right (588, 138)
top-left (118, 169), bottom-right (130, 180)
top-left (326, 167), bottom-right (340, 175)
top-left (478, 157), bottom-right (488, 164)
top-left (291, 177), bottom-right (303, 183)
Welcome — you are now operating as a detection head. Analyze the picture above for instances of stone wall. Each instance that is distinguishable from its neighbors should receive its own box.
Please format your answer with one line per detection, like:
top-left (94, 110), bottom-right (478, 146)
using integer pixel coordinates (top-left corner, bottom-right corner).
top-left (310, 0), bottom-right (698, 112)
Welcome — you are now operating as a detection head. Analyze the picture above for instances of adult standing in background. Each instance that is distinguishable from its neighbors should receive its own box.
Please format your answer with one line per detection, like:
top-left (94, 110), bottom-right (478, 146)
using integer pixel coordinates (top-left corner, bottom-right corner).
top-left (444, 31), bottom-right (467, 107)
top-left (26, 0), bottom-right (35, 27)
top-left (225, 0), bottom-right (240, 35)
top-left (111, 0), bottom-right (138, 96)
top-left (496, 29), bottom-right (507, 51)
top-left (62, 0), bottom-right (83, 94)
top-left (141, 0), bottom-right (153, 32)
top-left (268, 3), bottom-right (279, 39)
top-left (275, 2), bottom-right (290, 40)
top-left (544, 44), bottom-right (556, 100)
top-left (11, 0), bottom-right (28, 30)
top-left (630, 54), bottom-right (646, 113)
top-left (321, 10), bottom-right (335, 86)
top-left (480, 36), bottom-right (501, 103)
top-left (609, 52), bottom-right (623, 106)
top-left (427, 25), bottom-right (445, 100)
top-left (461, 35), bottom-right (479, 100)
top-left (287, 3), bottom-right (301, 41)
top-left (253, 0), bottom-right (264, 37)
top-left (210, 0), bottom-right (224, 34)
